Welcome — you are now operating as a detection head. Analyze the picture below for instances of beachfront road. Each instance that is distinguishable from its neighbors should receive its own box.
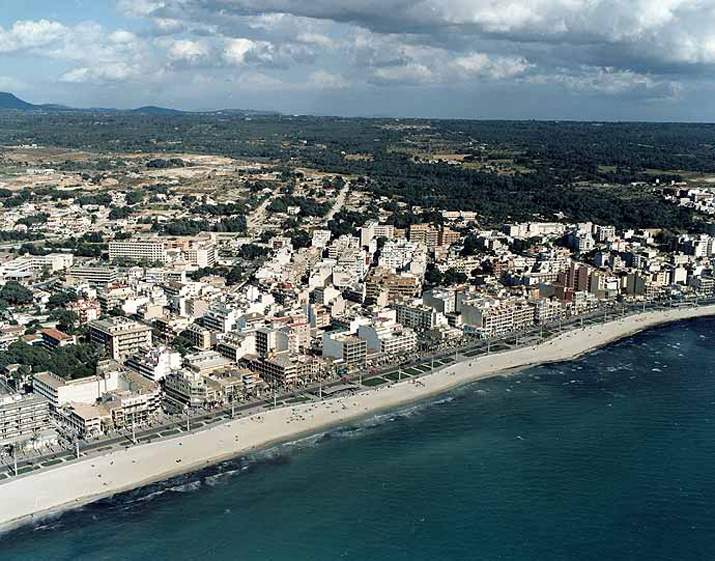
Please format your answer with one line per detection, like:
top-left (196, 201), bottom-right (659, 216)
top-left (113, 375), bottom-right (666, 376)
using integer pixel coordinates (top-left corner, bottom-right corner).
top-left (2, 298), bottom-right (712, 480)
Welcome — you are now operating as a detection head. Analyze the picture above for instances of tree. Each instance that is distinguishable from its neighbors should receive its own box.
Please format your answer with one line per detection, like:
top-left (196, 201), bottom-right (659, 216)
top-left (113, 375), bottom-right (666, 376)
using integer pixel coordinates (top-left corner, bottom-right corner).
top-left (444, 269), bottom-right (468, 285)
top-left (0, 341), bottom-right (104, 379)
top-left (125, 191), bottom-right (144, 205)
top-left (424, 265), bottom-right (443, 288)
top-left (239, 244), bottom-right (270, 260)
top-left (47, 290), bottom-right (78, 310)
top-left (226, 266), bottom-right (243, 286)
top-left (0, 281), bottom-right (33, 305)
top-left (49, 309), bottom-right (80, 334)
top-left (289, 229), bottom-right (311, 249)
top-left (171, 331), bottom-right (195, 356)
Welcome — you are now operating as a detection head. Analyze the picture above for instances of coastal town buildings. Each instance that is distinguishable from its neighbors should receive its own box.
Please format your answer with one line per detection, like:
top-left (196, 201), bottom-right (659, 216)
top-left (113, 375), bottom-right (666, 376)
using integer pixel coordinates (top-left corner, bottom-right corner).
top-left (2, 154), bottom-right (714, 453)
top-left (88, 317), bottom-right (153, 361)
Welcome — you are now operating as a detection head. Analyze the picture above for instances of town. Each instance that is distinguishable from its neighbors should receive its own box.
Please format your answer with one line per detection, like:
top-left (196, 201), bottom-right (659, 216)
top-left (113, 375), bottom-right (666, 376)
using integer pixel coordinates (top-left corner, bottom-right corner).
top-left (1, 139), bottom-right (714, 479)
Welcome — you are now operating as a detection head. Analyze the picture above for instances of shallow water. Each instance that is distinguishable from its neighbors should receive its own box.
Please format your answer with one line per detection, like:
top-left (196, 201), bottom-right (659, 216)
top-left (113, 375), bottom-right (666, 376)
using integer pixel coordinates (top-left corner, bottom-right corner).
top-left (1, 318), bottom-right (714, 561)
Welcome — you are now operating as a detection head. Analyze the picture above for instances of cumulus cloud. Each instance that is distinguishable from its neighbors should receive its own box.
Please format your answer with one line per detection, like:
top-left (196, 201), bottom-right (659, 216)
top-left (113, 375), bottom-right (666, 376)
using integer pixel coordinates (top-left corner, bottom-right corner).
top-left (128, 0), bottom-right (715, 70)
top-left (2, 0), bottom-right (714, 113)
top-left (0, 18), bottom-right (151, 85)
top-left (60, 62), bottom-right (145, 84)
top-left (222, 37), bottom-right (261, 65)
top-left (163, 38), bottom-right (212, 65)
top-left (0, 19), bottom-right (69, 52)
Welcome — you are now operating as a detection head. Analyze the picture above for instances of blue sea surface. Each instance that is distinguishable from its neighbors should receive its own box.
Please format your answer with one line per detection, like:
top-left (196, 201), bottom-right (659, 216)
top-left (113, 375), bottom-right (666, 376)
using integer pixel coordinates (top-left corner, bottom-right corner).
top-left (1, 318), bottom-right (714, 561)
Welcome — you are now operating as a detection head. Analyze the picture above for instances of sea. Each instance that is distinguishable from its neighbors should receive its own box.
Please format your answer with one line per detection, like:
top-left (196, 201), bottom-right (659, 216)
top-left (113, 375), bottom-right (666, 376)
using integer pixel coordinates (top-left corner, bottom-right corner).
top-left (1, 317), bottom-right (714, 561)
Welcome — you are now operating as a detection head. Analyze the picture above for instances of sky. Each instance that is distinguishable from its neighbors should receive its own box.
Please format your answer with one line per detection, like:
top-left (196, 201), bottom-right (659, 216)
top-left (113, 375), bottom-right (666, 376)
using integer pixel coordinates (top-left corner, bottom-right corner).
top-left (1, 0), bottom-right (715, 120)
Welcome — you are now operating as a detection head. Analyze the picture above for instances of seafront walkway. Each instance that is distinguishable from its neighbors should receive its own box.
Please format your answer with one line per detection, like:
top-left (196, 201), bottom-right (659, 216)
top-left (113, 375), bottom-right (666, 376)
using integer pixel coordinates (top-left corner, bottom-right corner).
top-left (1, 297), bottom-right (713, 483)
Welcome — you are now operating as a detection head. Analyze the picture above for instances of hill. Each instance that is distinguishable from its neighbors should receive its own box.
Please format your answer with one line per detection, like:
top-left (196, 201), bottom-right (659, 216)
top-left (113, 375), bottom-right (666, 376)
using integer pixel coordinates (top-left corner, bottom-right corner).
top-left (0, 92), bottom-right (38, 110)
top-left (130, 106), bottom-right (185, 115)
top-left (0, 92), bottom-right (278, 116)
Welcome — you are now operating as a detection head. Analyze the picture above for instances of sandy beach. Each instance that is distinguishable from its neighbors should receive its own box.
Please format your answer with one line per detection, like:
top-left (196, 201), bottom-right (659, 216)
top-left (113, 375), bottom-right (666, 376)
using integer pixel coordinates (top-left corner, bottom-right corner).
top-left (1, 304), bottom-right (713, 531)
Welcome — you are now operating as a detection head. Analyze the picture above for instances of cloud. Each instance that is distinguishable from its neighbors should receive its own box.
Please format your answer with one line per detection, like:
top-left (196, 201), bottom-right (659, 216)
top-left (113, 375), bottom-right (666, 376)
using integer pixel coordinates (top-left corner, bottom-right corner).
top-left (117, 0), bottom-right (167, 18)
top-left (59, 62), bottom-right (146, 84)
top-left (450, 53), bottom-right (531, 80)
top-left (297, 32), bottom-right (334, 49)
top-left (310, 70), bottom-right (349, 88)
top-left (163, 38), bottom-right (212, 65)
top-left (3, 0), bottom-right (714, 114)
top-left (222, 37), bottom-right (260, 65)
top-left (0, 19), bottom-right (69, 52)
top-left (532, 66), bottom-right (683, 99)
top-left (132, 0), bottom-right (715, 72)
top-left (0, 18), bottom-right (151, 86)
top-left (0, 75), bottom-right (29, 91)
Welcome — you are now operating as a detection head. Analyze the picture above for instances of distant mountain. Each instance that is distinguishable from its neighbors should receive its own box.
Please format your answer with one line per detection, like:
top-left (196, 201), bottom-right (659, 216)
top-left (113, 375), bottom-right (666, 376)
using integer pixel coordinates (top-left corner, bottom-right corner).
top-left (130, 106), bottom-right (185, 115)
top-left (0, 92), bottom-right (38, 110)
top-left (0, 91), bottom-right (279, 116)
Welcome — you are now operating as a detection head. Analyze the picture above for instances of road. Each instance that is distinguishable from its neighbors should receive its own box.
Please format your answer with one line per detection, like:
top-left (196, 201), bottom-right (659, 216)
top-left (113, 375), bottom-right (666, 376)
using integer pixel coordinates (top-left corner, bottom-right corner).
top-left (2, 297), bottom-right (713, 480)
top-left (246, 194), bottom-right (276, 233)
top-left (323, 181), bottom-right (350, 223)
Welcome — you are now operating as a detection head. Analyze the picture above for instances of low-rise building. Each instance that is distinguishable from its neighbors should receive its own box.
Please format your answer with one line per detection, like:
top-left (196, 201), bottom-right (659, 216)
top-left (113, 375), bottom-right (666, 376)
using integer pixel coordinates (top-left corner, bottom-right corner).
top-left (65, 299), bottom-right (102, 324)
top-left (39, 328), bottom-right (77, 350)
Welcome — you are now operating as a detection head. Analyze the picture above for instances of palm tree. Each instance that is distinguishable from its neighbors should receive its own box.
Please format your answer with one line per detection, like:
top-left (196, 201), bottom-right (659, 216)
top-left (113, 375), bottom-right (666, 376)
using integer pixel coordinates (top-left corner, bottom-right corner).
top-left (3, 443), bottom-right (18, 476)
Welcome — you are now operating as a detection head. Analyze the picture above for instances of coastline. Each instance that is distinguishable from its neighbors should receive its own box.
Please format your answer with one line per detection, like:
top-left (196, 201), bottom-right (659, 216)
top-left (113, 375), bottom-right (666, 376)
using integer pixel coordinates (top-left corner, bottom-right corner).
top-left (1, 304), bottom-right (714, 532)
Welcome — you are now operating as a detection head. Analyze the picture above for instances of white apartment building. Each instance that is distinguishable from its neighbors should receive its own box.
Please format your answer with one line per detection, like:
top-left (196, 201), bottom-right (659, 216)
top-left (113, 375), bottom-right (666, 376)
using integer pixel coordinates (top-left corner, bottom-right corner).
top-left (357, 319), bottom-right (418, 355)
top-left (125, 346), bottom-right (182, 382)
top-left (595, 225), bottom-right (617, 242)
top-left (0, 388), bottom-right (51, 446)
top-left (163, 369), bottom-right (212, 407)
top-left (379, 239), bottom-right (418, 271)
top-left (322, 331), bottom-right (367, 367)
top-left (62, 370), bottom-right (162, 436)
top-left (216, 332), bottom-right (257, 362)
top-left (360, 220), bottom-right (396, 247)
top-left (68, 266), bottom-right (118, 286)
top-left (109, 240), bottom-right (167, 263)
top-left (0, 253), bottom-right (74, 281)
top-left (532, 298), bottom-right (564, 324)
top-left (395, 301), bottom-right (447, 331)
top-left (423, 288), bottom-right (457, 314)
top-left (184, 242), bottom-right (216, 268)
top-left (461, 298), bottom-right (536, 336)
top-left (336, 249), bottom-right (367, 278)
top-left (33, 368), bottom-right (120, 408)
top-left (312, 229), bottom-right (332, 248)
top-left (202, 305), bottom-right (240, 333)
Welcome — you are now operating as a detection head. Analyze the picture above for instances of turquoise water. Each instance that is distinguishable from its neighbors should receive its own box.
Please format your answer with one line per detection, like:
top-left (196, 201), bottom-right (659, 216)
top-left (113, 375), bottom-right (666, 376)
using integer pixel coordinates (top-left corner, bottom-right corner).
top-left (1, 318), bottom-right (714, 561)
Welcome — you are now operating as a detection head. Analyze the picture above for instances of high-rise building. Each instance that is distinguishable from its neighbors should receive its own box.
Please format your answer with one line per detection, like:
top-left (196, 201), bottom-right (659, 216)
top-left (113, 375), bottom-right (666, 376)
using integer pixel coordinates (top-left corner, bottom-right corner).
top-left (0, 385), bottom-right (51, 447)
top-left (109, 240), bottom-right (167, 263)
top-left (88, 317), bottom-right (153, 360)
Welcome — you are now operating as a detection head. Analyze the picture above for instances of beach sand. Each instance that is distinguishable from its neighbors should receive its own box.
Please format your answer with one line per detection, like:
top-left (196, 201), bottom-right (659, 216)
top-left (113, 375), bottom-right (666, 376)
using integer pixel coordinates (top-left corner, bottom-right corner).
top-left (1, 305), bottom-right (713, 530)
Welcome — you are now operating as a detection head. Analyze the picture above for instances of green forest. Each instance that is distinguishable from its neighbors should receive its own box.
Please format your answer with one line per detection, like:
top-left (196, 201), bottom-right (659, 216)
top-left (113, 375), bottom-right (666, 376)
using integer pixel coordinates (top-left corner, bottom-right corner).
top-left (1, 111), bottom-right (713, 229)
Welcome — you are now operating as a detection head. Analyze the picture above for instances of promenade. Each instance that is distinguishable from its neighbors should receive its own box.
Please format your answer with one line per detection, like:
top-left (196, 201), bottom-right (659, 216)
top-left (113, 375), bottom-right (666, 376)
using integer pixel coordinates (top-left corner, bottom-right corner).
top-left (0, 303), bottom-right (714, 531)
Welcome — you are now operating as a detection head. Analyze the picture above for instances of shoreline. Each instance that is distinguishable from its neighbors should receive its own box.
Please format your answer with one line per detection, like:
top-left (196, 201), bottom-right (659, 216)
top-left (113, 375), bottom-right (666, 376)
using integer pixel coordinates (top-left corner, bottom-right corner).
top-left (1, 304), bottom-right (714, 532)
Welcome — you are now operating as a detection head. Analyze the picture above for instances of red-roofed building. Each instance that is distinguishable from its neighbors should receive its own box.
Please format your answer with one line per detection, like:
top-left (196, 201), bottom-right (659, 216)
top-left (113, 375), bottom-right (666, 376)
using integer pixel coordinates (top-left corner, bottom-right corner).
top-left (39, 328), bottom-right (77, 350)
top-left (66, 299), bottom-right (101, 324)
